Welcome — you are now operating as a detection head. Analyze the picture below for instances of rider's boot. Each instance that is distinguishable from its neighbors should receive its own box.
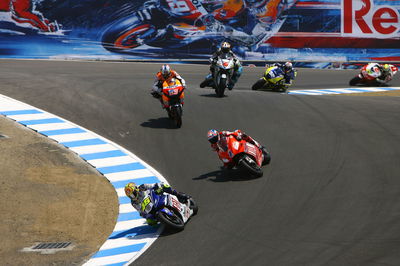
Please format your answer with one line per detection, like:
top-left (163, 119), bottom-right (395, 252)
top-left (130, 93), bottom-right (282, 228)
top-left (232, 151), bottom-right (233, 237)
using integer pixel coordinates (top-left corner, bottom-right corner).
top-left (200, 74), bottom-right (213, 88)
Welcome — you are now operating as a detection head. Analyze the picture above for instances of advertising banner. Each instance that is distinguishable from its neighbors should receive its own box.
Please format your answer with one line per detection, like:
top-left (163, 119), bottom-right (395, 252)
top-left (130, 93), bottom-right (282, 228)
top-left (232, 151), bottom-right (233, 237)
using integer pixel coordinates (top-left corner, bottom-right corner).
top-left (0, 0), bottom-right (399, 61)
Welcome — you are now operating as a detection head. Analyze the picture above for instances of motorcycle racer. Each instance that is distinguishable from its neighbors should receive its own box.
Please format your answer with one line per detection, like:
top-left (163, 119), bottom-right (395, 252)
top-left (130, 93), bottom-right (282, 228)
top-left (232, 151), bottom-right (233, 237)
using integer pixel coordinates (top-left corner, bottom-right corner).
top-left (270, 61), bottom-right (296, 85)
top-left (125, 182), bottom-right (190, 226)
top-left (0, 0), bottom-right (57, 32)
top-left (151, 64), bottom-right (186, 99)
top-left (365, 63), bottom-right (395, 84)
top-left (207, 129), bottom-right (268, 169)
top-left (349, 63), bottom-right (398, 86)
top-left (200, 42), bottom-right (243, 89)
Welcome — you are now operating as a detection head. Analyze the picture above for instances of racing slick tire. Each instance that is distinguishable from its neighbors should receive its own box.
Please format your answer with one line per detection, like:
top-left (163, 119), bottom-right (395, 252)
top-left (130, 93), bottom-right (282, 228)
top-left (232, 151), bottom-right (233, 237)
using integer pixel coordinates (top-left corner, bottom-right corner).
top-left (262, 149), bottom-right (271, 166)
top-left (157, 210), bottom-right (185, 231)
top-left (189, 198), bottom-right (198, 216)
top-left (252, 79), bottom-right (265, 90)
top-left (216, 78), bottom-right (226, 97)
top-left (239, 155), bottom-right (263, 177)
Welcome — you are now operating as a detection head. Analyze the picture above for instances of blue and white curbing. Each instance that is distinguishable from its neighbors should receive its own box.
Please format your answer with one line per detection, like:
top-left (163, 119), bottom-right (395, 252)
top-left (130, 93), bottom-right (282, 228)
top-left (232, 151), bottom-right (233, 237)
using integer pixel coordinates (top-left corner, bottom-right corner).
top-left (288, 87), bottom-right (400, 95)
top-left (0, 94), bottom-right (165, 266)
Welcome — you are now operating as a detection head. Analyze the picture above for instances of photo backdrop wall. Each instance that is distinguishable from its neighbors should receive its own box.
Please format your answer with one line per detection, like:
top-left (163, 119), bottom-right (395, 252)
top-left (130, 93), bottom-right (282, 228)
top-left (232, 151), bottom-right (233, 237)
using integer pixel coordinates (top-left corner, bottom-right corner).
top-left (0, 0), bottom-right (399, 61)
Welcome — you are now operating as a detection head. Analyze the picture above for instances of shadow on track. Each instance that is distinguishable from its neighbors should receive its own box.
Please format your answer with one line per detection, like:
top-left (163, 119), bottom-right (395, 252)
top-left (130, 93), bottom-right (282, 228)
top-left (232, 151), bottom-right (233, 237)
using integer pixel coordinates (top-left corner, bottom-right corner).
top-left (193, 168), bottom-right (261, 182)
top-left (199, 93), bottom-right (227, 98)
top-left (140, 117), bottom-right (178, 129)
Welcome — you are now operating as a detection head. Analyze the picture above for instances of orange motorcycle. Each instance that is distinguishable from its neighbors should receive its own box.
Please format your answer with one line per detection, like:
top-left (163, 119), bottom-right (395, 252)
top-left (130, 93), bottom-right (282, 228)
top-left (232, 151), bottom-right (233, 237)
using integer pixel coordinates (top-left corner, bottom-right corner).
top-left (161, 78), bottom-right (185, 128)
top-left (216, 135), bottom-right (270, 177)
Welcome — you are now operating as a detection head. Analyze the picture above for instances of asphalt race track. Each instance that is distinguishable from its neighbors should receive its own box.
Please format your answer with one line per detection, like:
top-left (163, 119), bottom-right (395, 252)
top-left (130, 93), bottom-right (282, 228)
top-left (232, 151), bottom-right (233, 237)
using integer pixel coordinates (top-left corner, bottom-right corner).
top-left (1, 60), bottom-right (400, 266)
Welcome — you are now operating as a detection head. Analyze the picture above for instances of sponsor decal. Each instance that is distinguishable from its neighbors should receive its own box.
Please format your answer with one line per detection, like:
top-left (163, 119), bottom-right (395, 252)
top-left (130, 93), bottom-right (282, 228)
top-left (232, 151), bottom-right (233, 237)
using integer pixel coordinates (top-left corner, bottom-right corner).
top-left (342, 0), bottom-right (400, 37)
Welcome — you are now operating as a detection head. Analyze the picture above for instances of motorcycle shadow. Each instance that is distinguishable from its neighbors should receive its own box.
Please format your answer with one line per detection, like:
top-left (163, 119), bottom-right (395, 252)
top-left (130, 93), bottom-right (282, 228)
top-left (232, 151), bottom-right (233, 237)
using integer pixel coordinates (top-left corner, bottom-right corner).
top-left (193, 168), bottom-right (261, 182)
top-left (140, 117), bottom-right (178, 129)
top-left (354, 83), bottom-right (389, 87)
top-left (256, 88), bottom-right (287, 93)
top-left (109, 225), bottom-right (160, 240)
top-left (199, 93), bottom-right (228, 98)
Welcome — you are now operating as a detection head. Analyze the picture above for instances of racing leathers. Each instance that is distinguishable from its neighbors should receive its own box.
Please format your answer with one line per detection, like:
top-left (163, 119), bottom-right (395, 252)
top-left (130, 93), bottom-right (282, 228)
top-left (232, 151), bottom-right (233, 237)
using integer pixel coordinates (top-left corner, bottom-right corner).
top-left (266, 64), bottom-right (296, 85)
top-left (211, 129), bottom-right (262, 169)
top-left (152, 70), bottom-right (186, 96)
top-left (129, 182), bottom-right (190, 226)
top-left (363, 63), bottom-right (394, 84)
top-left (202, 49), bottom-right (243, 89)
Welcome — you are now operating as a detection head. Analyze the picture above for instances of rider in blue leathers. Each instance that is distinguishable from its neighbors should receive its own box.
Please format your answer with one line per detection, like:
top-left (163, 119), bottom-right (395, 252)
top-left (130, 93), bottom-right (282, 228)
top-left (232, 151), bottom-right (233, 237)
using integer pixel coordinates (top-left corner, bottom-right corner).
top-left (125, 182), bottom-right (190, 226)
top-left (267, 62), bottom-right (296, 85)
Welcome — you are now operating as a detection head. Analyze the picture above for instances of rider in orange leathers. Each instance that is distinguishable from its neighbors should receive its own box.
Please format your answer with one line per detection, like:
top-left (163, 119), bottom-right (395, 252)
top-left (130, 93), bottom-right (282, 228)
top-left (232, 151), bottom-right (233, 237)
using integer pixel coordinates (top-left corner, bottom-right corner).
top-left (151, 64), bottom-right (186, 107)
top-left (0, 0), bottom-right (56, 32)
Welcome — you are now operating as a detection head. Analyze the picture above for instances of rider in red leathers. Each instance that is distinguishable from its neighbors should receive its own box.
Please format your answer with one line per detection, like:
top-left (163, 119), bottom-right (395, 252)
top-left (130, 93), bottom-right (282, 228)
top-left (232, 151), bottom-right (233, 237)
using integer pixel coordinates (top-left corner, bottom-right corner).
top-left (207, 129), bottom-right (270, 169)
top-left (0, 0), bottom-right (57, 32)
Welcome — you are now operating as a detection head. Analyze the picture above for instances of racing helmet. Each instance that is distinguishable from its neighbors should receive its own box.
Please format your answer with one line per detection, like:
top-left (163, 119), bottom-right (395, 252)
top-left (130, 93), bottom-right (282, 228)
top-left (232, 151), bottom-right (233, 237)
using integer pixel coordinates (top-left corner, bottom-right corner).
top-left (207, 129), bottom-right (219, 144)
top-left (161, 64), bottom-right (171, 79)
top-left (382, 64), bottom-right (391, 74)
top-left (283, 62), bottom-right (293, 73)
top-left (221, 42), bottom-right (231, 53)
top-left (372, 64), bottom-right (382, 75)
top-left (125, 182), bottom-right (139, 201)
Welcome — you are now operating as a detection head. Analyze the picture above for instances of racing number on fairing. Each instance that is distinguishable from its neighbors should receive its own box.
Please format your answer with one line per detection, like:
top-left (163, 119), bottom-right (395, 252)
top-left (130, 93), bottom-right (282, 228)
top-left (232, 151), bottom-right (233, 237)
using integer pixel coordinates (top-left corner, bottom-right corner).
top-left (171, 197), bottom-right (181, 210)
top-left (141, 197), bottom-right (152, 212)
top-left (168, 88), bottom-right (179, 95)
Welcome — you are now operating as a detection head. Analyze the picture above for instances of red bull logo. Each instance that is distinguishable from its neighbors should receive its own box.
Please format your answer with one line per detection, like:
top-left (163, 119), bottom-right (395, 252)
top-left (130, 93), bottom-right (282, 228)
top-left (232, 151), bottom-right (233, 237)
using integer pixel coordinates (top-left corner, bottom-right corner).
top-left (342, 0), bottom-right (400, 37)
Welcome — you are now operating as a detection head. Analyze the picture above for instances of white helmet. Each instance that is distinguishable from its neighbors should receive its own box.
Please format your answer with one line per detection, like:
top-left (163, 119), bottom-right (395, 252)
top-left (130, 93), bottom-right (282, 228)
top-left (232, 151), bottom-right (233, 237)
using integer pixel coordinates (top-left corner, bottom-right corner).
top-left (283, 62), bottom-right (293, 73)
top-left (161, 64), bottom-right (171, 79)
top-left (221, 42), bottom-right (231, 53)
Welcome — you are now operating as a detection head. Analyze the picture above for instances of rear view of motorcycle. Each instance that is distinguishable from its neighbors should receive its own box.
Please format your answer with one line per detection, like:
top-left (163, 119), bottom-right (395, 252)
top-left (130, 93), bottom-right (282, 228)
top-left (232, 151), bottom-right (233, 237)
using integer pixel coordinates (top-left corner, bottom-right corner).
top-left (161, 78), bottom-right (185, 128)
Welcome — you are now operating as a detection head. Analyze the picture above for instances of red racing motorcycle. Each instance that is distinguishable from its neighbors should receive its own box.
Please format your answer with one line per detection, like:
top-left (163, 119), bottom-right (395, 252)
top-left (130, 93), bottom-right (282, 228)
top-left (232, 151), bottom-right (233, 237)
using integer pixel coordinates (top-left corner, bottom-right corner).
top-left (216, 135), bottom-right (271, 177)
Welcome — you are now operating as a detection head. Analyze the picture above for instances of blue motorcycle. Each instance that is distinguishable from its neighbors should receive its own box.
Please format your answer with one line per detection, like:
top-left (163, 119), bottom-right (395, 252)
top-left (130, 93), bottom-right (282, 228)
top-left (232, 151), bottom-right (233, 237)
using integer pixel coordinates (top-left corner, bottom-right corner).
top-left (141, 190), bottom-right (198, 231)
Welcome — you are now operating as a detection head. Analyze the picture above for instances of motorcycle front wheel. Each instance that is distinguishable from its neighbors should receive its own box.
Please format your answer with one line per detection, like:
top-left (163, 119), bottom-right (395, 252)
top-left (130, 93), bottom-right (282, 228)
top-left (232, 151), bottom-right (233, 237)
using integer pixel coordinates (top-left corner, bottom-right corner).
top-left (215, 78), bottom-right (226, 97)
top-left (239, 155), bottom-right (263, 177)
top-left (157, 210), bottom-right (185, 231)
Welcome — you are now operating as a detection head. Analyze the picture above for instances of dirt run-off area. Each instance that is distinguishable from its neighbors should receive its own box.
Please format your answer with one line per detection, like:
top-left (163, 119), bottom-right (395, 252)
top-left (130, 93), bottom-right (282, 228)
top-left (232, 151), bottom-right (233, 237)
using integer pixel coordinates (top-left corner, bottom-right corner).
top-left (0, 116), bottom-right (118, 265)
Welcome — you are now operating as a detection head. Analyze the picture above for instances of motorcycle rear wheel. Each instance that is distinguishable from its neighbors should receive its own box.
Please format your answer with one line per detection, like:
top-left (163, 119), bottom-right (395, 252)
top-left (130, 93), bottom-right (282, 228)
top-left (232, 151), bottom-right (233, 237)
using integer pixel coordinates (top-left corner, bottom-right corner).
top-left (157, 210), bottom-right (185, 231)
top-left (239, 155), bottom-right (263, 177)
top-left (171, 105), bottom-right (182, 128)
top-left (190, 198), bottom-right (198, 216)
top-left (262, 149), bottom-right (271, 166)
